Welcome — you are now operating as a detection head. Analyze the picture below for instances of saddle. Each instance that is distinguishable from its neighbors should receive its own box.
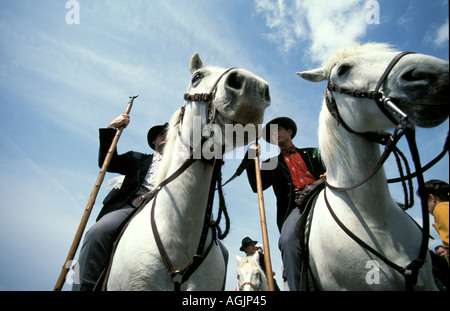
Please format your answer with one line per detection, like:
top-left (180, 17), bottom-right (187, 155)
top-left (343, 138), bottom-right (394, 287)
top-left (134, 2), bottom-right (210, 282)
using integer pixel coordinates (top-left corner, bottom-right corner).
top-left (294, 179), bottom-right (325, 291)
top-left (295, 179), bottom-right (324, 241)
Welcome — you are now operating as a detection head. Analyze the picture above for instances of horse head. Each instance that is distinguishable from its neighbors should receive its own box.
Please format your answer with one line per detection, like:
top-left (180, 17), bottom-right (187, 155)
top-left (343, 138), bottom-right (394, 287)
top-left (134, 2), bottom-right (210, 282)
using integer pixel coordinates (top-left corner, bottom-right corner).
top-left (188, 53), bottom-right (270, 127)
top-left (182, 53), bottom-right (270, 156)
top-left (297, 43), bottom-right (449, 132)
top-left (236, 253), bottom-right (268, 291)
top-left (107, 54), bottom-right (270, 291)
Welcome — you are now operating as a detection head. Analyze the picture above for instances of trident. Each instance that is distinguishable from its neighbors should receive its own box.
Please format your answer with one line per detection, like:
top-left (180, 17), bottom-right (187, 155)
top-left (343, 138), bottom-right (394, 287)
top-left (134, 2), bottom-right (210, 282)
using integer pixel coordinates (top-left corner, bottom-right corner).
top-left (53, 95), bottom-right (138, 291)
top-left (253, 143), bottom-right (276, 291)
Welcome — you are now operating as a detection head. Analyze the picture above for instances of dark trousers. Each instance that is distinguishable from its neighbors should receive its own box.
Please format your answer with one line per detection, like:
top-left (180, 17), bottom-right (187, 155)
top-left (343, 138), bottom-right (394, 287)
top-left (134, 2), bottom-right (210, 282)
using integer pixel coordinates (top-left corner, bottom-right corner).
top-left (72, 206), bottom-right (134, 291)
top-left (72, 205), bottom-right (230, 291)
top-left (279, 208), bottom-right (314, 291)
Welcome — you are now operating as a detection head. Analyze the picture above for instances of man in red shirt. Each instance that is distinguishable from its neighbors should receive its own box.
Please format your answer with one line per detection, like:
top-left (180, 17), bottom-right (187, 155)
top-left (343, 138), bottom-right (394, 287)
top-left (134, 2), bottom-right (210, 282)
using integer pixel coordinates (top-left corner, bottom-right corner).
top-left (246, 117), bottom-right (325, 290)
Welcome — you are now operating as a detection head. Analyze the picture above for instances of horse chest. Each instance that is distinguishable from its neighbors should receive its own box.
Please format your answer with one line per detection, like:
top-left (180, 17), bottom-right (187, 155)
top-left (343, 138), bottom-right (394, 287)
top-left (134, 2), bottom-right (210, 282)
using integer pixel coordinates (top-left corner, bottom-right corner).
top-left (308, 195), bottom-right (410, 290)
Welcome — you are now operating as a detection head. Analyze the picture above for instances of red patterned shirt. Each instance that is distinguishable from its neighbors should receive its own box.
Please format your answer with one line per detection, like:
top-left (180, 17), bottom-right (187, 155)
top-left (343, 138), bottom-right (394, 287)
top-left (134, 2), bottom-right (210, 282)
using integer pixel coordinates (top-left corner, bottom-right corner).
top-left (282, 145), bottom-right (317, 191)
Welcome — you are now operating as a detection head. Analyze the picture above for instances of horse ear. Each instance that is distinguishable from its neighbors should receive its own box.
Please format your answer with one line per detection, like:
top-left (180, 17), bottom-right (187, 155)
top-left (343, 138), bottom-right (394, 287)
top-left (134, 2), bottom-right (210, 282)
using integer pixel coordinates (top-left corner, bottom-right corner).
top-left (190, 52), bottom-right (204, 74)
top-left (297, 68), bottom-right (327, 82)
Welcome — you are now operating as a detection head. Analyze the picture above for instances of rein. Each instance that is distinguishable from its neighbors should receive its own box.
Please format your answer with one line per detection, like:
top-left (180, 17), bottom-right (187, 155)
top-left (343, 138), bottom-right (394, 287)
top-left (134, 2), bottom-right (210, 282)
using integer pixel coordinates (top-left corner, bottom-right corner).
top-left (151, 159), bottom-right (223, 291)
top-left (323, 51), bottom-right (436, 290)
top-left (387, 131), bottom-right (449, 183)
top-left (239, 281), bottom-right (262, 291)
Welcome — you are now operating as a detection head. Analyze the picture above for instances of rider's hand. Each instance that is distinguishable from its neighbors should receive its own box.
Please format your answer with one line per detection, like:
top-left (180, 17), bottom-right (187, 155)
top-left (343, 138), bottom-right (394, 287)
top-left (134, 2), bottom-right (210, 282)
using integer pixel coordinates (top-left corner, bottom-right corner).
top-left (108, 113), bottom-right (130, 129)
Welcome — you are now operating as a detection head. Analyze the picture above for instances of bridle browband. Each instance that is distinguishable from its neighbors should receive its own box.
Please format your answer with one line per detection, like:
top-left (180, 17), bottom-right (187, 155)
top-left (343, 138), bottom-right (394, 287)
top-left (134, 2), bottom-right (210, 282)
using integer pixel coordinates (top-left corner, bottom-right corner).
top-left (184, 67), bottom-right (237, 103)
top-left (183, 67), bottom-right (237, 125)
top-left (323, 51), bottom-right (436, 290)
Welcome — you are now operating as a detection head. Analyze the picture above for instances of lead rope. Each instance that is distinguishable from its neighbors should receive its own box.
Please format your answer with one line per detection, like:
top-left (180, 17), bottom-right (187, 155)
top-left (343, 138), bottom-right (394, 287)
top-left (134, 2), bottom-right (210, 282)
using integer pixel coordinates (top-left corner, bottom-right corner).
top-left (392, 146), bottom-right (414, 210)
top-left (210, 163), bottom-right (230, 240)
top-left (151, 159), bottom-right (223, 291)
top-left (388, 131), bottom-right (449, 183)
top-left (322, 125), bottom-right (429, 290)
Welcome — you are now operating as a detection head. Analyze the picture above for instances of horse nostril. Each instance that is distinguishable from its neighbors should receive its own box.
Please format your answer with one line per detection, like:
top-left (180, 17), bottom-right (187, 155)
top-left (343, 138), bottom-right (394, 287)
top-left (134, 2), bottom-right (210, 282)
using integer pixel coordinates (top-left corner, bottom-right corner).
top-left (226, 71), bottom-right (244, 90)
top-left (401, 69), bottom-right (431, 83)
top-left (263, 85), bottom-right (271, 102)
top-left (226, 70), bottom-right (270, 105)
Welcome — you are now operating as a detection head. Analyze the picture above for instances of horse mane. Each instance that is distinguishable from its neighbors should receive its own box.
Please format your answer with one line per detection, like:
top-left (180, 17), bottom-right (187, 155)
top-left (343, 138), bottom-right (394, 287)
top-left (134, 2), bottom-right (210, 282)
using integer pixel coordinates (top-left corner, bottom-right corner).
top-left (155, 108), bottom-right (182, 185)
top-left (321, 42), bottom-right (398, 77)
top-left (238, 255), bottom-right (261, 271)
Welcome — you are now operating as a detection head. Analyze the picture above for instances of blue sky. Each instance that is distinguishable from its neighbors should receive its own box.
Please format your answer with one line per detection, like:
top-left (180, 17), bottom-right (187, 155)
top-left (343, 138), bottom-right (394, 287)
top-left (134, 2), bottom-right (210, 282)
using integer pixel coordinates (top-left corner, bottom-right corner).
top-left (0, 0), bottom-right (448, 291)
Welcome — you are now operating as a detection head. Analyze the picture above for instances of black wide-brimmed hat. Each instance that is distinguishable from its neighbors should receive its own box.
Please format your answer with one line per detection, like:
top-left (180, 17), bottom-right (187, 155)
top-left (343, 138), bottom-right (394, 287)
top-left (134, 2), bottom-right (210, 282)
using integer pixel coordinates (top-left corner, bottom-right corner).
top-left (262, 117), bottom-right (297, 144)
top-left (239, 237), bottom-right (258, 252)
top-left (147, 123), bottom-right (168, 150)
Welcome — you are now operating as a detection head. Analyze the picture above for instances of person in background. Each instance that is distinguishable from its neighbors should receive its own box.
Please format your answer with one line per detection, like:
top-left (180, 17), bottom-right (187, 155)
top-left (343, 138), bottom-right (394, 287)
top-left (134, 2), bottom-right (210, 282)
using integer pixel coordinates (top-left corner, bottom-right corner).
top-left (430, 244), bottom-right (449, 290)
top-left (435, 245), bottom-right (448, 259)
top-left (239, 236), bottom-right (280, 291)
top-left (420, 179), bottom-right (449, 264)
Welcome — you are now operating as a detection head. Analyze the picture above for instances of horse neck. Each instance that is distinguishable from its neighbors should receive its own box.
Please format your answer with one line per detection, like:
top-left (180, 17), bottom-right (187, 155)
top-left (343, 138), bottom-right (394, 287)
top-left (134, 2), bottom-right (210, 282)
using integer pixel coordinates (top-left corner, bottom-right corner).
top-left (168, 151), bottom-right (214, 219)
top-left (318, 101), bottom-right (394, 217)
top-left (154, 105), bottom-right (216, 246)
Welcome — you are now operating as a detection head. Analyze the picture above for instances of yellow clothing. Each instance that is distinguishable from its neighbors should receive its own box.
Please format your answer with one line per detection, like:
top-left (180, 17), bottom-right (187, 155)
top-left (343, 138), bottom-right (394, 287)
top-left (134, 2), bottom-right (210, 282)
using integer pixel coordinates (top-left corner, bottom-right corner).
top-left (433, 201), bottom-right (449, 263)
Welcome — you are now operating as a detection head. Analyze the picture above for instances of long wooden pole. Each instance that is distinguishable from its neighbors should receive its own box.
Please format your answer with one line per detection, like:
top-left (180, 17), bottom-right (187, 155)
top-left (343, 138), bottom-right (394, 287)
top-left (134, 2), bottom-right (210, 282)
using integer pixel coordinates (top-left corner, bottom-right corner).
top-left (254, 146), bottom-right (276, 291)
top-left (53, 96), bottom-right (138, 291)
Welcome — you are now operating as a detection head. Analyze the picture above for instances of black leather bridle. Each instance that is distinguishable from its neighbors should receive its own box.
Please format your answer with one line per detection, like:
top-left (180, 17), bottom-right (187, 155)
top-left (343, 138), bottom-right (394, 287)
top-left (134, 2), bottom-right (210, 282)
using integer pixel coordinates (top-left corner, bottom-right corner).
top-left (183, 67), bottom-right (237, 127)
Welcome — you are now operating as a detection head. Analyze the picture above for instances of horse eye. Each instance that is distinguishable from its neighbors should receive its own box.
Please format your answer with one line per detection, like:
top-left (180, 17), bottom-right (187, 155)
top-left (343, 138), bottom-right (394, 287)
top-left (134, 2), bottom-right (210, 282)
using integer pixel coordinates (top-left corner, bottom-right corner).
top-left (337, 64), bottom-right (351, 76)
top-left (192, 72), bottom-right (204, 84)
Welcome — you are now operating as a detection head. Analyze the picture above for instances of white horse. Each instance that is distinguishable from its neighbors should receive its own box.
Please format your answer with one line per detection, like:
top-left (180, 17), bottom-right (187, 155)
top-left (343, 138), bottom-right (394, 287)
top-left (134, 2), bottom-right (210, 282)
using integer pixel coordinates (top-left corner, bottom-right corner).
top-left (106, 53), bottom-right (270, 290)
top-left (297, 43), bottom-right (448, 290)
top-left (236, 252), bottom-right (268, 291)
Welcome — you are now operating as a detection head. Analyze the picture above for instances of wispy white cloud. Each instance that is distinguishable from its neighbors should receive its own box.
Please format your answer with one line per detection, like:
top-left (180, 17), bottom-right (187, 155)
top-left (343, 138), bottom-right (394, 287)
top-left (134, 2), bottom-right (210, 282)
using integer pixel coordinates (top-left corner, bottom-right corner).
top-left (255, 0), bottom-right (368, 63)
top-left (396, 1), bottom-right (416, 28)
top-left (432, 18), bottom-right (449, 47)
top-left (0, 132), bottom-right (82, 209)
top-left (255, 0), bottom-right (308, 55)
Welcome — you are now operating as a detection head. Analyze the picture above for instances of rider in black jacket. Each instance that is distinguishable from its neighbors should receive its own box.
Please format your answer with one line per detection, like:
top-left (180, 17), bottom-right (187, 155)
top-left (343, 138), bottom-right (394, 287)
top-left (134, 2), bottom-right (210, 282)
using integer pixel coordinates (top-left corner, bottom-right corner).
top-left (246, 117), bottom-right (325, 291)
top-left (246, 146), bottom-right (324, 231)
top-left (72, 113), bottom-right (167, 291)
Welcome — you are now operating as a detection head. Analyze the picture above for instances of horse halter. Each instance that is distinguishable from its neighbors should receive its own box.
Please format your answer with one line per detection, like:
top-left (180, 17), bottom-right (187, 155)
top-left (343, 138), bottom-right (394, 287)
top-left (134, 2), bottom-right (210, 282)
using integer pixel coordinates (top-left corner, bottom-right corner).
top-left (175, 67), bottom-right (239, 163)
top-left (238, 265), bottom-right (263, 291)
top-left (326, 51), bottom-right (415, 145)
top-left (239, 281), bottom-right (262, 291)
